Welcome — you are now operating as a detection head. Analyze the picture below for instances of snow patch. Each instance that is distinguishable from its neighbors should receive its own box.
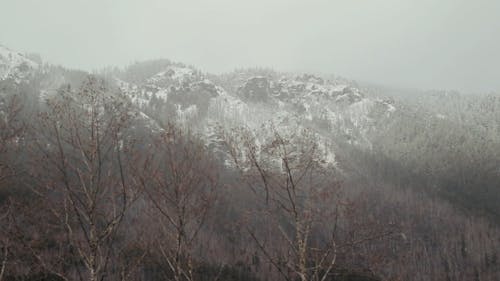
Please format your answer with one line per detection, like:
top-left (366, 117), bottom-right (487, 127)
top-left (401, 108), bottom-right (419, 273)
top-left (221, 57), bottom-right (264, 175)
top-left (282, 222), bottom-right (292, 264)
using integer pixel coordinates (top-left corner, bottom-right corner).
top-left (0, 45), bottom-right (39, 82)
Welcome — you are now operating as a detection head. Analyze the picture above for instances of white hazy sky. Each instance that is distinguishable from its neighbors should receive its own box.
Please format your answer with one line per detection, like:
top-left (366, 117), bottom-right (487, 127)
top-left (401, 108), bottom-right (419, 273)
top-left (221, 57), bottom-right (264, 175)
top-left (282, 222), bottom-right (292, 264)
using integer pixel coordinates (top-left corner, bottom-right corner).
top-left (1, 0), bottom-right (499, 93)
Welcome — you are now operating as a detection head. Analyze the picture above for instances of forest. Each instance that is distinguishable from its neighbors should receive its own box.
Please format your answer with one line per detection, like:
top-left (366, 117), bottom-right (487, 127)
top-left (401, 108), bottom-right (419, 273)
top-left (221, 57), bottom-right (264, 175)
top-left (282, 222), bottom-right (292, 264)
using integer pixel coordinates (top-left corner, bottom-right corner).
top-left (0, 55), bottom-right (499, 281)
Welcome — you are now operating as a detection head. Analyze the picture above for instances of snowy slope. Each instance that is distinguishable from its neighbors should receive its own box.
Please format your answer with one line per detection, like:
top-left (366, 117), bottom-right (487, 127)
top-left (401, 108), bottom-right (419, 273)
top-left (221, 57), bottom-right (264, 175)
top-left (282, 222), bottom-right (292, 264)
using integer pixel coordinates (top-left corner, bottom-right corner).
top-left (0, 45), bottom-right (38, 83)
top-left (0, 44), bottom-right (398, 171)
top-left (116, 67), bottom-right (397, 169)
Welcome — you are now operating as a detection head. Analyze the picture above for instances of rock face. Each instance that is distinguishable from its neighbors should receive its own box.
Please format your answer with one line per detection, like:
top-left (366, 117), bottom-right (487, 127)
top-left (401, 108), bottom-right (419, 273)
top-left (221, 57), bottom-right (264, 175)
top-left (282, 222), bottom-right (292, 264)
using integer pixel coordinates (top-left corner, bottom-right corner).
top-left (237, 76), bottom-right (271, 102)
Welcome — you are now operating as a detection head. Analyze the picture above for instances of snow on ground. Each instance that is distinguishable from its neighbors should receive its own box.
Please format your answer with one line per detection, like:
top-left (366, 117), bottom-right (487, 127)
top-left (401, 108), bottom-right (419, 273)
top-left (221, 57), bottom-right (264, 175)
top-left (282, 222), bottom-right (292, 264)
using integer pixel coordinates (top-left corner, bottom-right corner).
top-left (116, 69), bottom-right (398, 170)
top-left (0, 45), bottom-right (38, 82)
top-left (147, 66), bottom-right (196, 85)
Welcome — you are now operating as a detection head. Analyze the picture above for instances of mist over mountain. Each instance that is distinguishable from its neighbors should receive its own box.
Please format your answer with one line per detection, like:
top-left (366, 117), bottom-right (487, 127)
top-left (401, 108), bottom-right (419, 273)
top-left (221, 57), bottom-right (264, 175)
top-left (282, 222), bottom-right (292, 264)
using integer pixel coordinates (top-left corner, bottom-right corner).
top-left (1, 43), bottom-right (499, 281)
top-left (2, 0), bottom-right (500, 94)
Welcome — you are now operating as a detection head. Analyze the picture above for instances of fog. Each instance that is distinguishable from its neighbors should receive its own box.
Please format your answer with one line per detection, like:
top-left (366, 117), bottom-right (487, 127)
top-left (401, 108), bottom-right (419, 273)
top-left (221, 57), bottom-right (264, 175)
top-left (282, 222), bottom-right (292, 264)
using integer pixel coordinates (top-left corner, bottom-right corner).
top-left (1, 0), bottom-right (499, 93)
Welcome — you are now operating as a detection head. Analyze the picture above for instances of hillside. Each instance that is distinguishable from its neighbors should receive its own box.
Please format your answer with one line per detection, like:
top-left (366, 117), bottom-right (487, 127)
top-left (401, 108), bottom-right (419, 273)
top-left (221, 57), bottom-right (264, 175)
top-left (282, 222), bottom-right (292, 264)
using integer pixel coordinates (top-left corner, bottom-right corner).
top-left (1, 45), bottom-right (499, 281)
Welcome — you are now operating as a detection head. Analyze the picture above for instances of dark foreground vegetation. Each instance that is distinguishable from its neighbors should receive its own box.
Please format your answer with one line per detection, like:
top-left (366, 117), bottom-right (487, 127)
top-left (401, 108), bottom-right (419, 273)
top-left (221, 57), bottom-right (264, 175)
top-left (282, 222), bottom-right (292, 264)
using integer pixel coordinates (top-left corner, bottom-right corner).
top-left (1, 74), bottom-right (499, 281)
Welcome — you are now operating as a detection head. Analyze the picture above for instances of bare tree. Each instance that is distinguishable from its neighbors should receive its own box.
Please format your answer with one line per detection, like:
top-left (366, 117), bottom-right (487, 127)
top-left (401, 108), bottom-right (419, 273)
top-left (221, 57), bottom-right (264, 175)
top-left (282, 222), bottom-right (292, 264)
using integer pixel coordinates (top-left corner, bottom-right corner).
top-left (0, 93), bottom-right (25, 281)
top-left (223, 126), bottom-right (397, 281)
top-left (30, 76), bottom-right (144, 281)
top-left (0, 202), bottom-right (13, 281)
top-left (0, 94), bottom-right (24, 183)
top-left (138, 125), bottom-right (219, 281)
top-left (221, 126), bottom-right (345, 281)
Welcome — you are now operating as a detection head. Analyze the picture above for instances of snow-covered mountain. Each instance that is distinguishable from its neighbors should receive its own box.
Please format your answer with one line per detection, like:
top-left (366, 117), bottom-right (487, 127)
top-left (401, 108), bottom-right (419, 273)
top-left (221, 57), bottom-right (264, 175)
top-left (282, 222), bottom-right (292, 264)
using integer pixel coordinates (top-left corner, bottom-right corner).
top-left (0, 45), bottom-right (397, 171)
top-left (2, 44), bottom-right (500, 221)
top-left (113, 62), bottom-right (397, 169)
top-left (0, 45), bottom-right (39, 83)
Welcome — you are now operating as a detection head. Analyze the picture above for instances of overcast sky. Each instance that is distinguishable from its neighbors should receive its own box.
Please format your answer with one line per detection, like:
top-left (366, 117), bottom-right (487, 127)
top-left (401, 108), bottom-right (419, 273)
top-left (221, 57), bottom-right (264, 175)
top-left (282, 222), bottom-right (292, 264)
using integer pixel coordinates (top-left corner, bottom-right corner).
top-left (1, 0), bottom-right (499, 93)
